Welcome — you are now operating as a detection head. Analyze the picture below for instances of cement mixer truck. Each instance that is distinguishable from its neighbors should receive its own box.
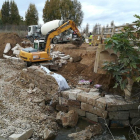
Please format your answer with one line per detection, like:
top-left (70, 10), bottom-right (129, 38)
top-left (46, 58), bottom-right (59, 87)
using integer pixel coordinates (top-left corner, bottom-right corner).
top-left (19, 20), bottom-right (83, 66)
top-left (27, 22), bottom-right (73, 43)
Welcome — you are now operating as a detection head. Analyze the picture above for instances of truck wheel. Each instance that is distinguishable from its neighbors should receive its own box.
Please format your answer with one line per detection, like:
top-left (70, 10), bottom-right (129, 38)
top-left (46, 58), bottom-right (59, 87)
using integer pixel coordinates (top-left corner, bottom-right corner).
top-left (53, 37), bottom-right (58, 44)
top-left (27, 62), bottom-right (32, 67)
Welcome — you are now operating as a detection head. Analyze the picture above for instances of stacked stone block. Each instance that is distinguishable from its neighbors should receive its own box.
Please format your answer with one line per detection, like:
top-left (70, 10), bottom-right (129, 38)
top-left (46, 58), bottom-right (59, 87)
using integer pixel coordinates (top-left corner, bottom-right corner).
top-left (59, 88), bottom-right (140, 127)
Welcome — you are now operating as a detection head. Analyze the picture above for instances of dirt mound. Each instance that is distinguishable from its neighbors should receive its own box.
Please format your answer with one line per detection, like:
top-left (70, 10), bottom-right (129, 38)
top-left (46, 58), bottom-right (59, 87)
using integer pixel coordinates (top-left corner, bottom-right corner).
top-left (0, 33), bottom-right (22, 58)
top-left (20, 66), bottom-right (59, 94)
top-left (55, 43), bottom-right (113, 90)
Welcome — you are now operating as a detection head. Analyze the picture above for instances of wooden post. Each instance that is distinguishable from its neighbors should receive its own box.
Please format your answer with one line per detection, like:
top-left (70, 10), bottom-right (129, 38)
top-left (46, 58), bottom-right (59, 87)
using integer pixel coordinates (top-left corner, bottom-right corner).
top-left (124, 78), bottom-right (134, 100)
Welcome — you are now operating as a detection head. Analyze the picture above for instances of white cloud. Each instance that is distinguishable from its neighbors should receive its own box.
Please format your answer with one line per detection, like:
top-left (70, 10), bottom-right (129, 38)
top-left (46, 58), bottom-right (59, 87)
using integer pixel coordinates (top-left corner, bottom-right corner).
top-left (0, 0), bottom-right (140, 32)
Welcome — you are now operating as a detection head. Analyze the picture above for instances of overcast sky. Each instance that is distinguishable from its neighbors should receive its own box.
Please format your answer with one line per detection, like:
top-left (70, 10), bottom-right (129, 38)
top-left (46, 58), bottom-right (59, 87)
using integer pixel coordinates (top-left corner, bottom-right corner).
top-left (0, 0), bottom-right (140, 31)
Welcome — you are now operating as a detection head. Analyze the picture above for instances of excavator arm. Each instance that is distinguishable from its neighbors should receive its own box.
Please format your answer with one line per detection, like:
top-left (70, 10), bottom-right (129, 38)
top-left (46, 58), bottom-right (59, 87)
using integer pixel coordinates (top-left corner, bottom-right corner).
top-left (19, 20), bottom-right (83, 66)
top-left (44, 20), bottom-right (83, 53)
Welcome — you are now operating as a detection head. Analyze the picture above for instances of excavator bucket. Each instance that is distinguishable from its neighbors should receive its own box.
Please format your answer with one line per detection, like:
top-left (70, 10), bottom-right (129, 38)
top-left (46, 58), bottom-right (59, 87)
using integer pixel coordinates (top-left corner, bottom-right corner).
top-left (71, 38), bottom-right (83, 47)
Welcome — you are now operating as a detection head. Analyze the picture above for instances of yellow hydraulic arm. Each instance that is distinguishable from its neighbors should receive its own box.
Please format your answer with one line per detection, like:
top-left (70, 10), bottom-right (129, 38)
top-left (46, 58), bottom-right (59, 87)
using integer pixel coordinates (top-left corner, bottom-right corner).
top-left (44, 20), bottom-right (82, 54)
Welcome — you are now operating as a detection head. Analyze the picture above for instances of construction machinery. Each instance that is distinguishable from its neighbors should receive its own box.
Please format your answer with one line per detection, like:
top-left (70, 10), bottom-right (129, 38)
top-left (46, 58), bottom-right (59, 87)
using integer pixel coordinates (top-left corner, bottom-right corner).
top-left (19, 20), bottom-right (83, 66)
top-left (27, 23), bottom-right (75, 43)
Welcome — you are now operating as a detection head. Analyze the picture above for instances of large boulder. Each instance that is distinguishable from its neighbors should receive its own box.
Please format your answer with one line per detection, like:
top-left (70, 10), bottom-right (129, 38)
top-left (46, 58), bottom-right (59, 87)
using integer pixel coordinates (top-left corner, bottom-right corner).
top-left (56, 110), bottom-right (78, 127)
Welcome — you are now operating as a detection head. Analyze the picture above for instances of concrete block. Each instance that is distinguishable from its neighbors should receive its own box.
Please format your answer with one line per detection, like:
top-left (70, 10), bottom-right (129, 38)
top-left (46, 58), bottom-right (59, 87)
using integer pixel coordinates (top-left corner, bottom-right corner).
top-left (86, 94), bottom-right (100, 106)
top-left (69, 106), bottom-right (86, 117)
top-left (9, 129), bottom-right (33, 140)
top-left (81, 102), bottom-right (93, 112)
top-left (109, 111), bottom-right (129, 120)
top-left (118, 102), bottom-right (139, 111)
top-left (96, 97), bottom-right (107, 110)
top-left (68, 89), bottom-right (82, 100)
top-left (92, 107), bottom-right (108, 118)
top-left (13, 50), bottom-right (20, 55)
top-left (110, 120), bottom-right (129, 128)
top-left (56, 104), bottom-right (68, 113)
top-left (131, 118), bottom-right (140, 125)
top-left (61, 90), bottom-right (70, 99)
top-left (69, 92), bottom-right (77, 100)
top-left (106, 95), bottom-right (139, 111)
top-left (86, 112), bottom-right (98, 122)
top-left (105, 95), bottom-right (126, 111)
top-left (129, 110), bottom-right (140, 118)
top-left (77, 92), bottom-right (88, 103)
top-left (68, 100), bottom-right (81, 107)
top-left (59, 97), bottom-right (68, 106)
top-left (89, 88), bottom-right (99, 92)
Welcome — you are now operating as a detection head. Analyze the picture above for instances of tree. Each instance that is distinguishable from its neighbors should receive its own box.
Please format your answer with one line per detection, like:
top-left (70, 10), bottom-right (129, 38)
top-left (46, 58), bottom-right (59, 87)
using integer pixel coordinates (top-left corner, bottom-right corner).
top-left (25, 3), bottom-right (38, 25)
top-left (0, 10), bottom-right (2, 25)
top-left (10, 1), bottom-right (20, 25)
top-left (1, 1), bottom-right (10, 24)
top-left (92, 24), bottom-right (98, 35)
top-left (43, 0), bottom-right (83, 26)
top-left (69, 0), bottom-right (83, 26)
top-left (59, 0), bottom-right (73, 21)
top-left (43, 0), bottom-right (61, 22)
top-left (19, 16), bottom-right (25, 25)
top-left (103, 15), bottom-right (140, 99)
top-left (85, 23), bottom-right (89, 35)
top-left (1, 1), bottom-right (20, 25)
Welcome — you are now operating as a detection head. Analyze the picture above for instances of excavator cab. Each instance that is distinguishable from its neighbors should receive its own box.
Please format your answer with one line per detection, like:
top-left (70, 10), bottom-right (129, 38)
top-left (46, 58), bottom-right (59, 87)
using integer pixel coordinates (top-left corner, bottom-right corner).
top-left (34, 39), bottom-right (45, 51)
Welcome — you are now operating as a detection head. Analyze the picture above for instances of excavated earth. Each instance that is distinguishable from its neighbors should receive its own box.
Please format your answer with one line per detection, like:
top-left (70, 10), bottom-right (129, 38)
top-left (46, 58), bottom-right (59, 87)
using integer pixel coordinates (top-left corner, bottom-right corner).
top-left (0, 33), bottom-right (123, 139)
top-left (54, 43), bottom-right (119, 94)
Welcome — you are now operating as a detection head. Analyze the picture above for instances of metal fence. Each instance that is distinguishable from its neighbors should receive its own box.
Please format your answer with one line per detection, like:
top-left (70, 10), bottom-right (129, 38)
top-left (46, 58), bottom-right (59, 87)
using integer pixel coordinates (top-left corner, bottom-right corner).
top-left (0, 25), bottom-right (28, 37)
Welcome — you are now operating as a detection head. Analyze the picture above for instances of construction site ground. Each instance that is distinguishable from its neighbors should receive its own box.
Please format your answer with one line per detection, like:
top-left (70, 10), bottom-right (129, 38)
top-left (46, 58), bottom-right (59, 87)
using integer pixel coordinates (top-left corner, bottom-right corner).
top-left (0, 33), bottom-right (128, 139)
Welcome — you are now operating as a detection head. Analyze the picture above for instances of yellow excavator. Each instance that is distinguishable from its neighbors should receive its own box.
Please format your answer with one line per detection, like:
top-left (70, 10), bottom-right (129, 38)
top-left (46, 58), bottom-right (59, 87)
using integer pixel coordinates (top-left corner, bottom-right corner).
top-left (19, 20), bottom-right (83, 66)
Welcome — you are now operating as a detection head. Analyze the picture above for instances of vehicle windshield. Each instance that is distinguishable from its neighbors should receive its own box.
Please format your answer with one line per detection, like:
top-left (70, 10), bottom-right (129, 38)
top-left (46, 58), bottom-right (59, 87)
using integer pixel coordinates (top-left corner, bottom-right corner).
top-left (28, 27), bottom-right (31, 32)
top-left (39, 42), bottom-right (45, 50)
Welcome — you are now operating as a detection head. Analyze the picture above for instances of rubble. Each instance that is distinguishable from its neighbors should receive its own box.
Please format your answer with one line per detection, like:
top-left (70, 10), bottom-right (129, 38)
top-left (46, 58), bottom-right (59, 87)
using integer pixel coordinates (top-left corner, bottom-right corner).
top-left (68, 123), bottom-right (102, 140)
top-left (9, 129), bottom-right (33, 140)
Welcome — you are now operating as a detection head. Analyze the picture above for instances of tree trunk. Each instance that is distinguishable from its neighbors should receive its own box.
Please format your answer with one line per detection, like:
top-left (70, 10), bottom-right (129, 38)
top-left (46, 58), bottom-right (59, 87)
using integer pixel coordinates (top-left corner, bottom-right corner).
top-left (124, 78), bottom-right (134, 100)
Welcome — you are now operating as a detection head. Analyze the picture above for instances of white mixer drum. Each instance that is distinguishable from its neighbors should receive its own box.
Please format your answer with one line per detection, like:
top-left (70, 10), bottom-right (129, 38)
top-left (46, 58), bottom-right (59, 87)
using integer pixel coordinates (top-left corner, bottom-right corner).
top-left (41, 20), bottom-right (64, 35)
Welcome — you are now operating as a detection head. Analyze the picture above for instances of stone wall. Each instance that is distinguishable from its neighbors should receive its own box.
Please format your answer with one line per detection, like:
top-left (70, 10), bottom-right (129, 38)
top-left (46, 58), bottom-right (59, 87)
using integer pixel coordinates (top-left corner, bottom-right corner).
top-left (58, 88), bottom-right (140, 127)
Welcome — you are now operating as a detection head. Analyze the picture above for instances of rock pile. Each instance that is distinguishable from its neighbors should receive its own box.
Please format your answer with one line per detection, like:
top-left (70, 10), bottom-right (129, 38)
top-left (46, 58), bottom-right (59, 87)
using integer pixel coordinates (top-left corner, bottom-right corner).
top-left (68, 123), bottom-right (102, 140)
top-left (0, 59), bottom-right (60, 139)
top-left (20, 66), bottom-right (59, 94)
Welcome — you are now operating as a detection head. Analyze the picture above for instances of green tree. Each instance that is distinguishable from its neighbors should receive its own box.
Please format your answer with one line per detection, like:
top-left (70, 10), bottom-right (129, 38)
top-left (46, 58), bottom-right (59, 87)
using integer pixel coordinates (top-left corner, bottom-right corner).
top-left (1, 1), bottom-right (10, 24)
top-left (85, 23), bottom-right (89, 35)
top-left (10, 1), bottom-right (20, 25)
top-left (43, 0), bottom-right (61, 22)
top-left (0, 10), bottom-right (2, 25)
top-left (59, 0), bottom-right (73, 21)
top-left (19, 16), bottom-right (25, 25)
top-left (103, 15), bottom-right (140, 99)
top-left (69, 0), bottom-right (83, 26)
top-left (43, 0), bottom-right (83, 26)
top-left (25, 3), bottom-right (38, 25)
